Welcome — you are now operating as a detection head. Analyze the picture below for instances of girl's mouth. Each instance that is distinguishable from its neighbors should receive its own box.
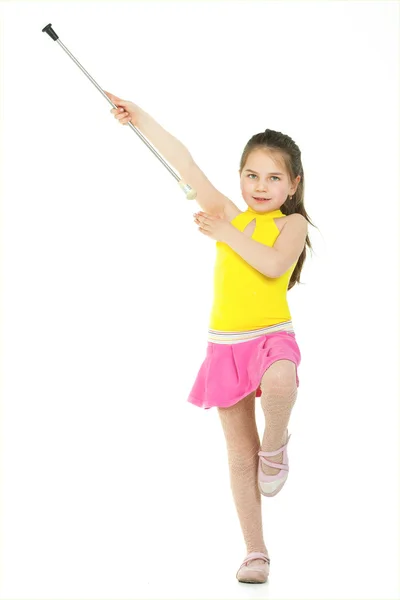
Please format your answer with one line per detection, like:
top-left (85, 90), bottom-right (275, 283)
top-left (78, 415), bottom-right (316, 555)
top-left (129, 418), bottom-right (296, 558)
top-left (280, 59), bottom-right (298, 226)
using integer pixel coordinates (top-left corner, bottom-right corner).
top-left (253, 197), bottom-right (271, 202)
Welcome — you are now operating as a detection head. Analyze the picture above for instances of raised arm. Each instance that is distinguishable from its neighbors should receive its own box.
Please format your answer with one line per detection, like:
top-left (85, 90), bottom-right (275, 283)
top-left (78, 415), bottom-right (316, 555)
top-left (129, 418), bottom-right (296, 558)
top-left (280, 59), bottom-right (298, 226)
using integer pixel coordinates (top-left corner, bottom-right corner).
top-left (106, 92), bottom-right (240, 218)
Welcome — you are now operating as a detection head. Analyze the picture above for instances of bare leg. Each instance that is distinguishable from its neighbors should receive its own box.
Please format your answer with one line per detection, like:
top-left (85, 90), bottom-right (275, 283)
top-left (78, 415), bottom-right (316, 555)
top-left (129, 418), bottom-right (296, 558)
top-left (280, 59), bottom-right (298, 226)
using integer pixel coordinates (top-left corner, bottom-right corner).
top-left (260, 360), bottom-right (298, 476)
top-left (218, 391), bottom-right (268, 567)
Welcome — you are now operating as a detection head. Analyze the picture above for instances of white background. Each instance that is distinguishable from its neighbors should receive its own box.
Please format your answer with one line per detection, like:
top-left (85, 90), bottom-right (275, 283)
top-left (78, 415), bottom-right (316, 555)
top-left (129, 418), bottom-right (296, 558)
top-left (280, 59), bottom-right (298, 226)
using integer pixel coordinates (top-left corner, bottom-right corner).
top-left (0, 1), bottom-right (399, 599)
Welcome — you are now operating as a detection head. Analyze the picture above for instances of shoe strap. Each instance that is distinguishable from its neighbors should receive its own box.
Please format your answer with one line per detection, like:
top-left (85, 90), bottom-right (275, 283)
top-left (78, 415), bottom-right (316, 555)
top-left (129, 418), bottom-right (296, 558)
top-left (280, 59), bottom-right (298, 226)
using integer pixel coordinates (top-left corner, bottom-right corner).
top-left (259, 456), bottom-right (289, 470)
top-left (241, 551), bottom-right (270, 568)
top-left (258, 433), bottom-right (291, 457)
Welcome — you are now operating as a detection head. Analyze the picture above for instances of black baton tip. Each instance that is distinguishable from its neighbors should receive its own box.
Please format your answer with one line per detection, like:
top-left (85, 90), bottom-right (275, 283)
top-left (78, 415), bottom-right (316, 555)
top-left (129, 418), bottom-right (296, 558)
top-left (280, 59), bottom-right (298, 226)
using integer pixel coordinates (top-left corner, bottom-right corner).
top-left (42, 24), bottom-right (59, 41)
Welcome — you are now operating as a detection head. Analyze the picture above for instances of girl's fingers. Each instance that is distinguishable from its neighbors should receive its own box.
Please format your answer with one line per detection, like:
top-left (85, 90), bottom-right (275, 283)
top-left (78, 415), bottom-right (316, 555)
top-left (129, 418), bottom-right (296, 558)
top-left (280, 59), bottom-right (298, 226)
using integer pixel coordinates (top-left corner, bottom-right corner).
top-left (111, 108), bottom-right (129, 120)
top-left (193, 214), bottom-right (209, 228)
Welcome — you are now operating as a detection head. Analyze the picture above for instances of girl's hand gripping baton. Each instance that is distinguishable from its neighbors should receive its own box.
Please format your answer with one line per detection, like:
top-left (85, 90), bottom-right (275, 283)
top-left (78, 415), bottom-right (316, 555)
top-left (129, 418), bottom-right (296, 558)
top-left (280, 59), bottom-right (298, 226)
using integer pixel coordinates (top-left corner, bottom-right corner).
top-left (42, 23), bottom-right (197, 200)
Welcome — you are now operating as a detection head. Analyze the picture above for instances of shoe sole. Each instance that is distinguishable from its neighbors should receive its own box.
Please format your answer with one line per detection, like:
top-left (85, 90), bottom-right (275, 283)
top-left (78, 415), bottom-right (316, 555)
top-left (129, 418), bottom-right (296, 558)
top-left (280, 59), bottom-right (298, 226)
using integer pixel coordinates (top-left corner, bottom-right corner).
top-left (237, 571), bottom-right (269, 584)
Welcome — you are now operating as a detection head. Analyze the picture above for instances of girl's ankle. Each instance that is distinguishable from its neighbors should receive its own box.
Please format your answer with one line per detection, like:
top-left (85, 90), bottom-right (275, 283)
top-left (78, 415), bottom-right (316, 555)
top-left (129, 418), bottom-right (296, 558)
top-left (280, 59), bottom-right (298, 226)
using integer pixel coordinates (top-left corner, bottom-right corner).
top-left (247, 547), bottom-right (269, 557)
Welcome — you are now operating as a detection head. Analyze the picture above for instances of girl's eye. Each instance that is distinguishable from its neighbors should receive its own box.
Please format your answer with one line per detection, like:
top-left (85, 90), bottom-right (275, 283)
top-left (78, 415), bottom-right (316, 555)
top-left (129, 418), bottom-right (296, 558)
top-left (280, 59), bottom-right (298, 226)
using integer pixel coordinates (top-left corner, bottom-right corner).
top-left (247, 174), bottom-right (280, 181)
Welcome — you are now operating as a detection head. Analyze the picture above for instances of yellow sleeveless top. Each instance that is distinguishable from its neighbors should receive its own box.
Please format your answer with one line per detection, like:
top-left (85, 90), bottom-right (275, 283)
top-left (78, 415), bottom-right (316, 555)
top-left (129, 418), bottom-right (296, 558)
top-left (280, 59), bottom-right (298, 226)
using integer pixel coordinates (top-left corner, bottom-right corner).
top-left (209, 207), bottom-right (297, 331)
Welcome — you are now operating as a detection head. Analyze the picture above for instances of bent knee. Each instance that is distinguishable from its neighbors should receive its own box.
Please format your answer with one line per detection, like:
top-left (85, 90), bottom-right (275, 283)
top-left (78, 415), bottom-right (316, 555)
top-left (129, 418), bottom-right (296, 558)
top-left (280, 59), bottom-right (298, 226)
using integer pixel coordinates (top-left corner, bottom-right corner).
top-left (261, 359), bottom-right (297, 391)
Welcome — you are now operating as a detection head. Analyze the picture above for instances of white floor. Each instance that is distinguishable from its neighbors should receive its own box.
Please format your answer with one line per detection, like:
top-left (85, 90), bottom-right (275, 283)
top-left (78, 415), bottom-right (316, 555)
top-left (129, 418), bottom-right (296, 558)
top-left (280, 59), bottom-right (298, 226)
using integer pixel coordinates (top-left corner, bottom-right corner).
top-left (1, 400), bottom-right (399, 600)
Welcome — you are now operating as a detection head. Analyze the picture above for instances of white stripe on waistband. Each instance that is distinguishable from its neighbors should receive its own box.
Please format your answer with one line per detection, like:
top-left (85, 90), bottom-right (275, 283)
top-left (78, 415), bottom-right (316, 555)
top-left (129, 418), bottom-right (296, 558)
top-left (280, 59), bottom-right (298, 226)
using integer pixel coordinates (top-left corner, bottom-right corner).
top-left (207, 321), bottom-right (295, 344)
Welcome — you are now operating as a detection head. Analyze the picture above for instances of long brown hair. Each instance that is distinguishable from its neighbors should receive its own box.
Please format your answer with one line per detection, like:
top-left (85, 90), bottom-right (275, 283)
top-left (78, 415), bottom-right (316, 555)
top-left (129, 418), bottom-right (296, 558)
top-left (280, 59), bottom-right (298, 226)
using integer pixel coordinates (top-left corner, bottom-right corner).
top-left (239, 129), bottom-right (317, 290)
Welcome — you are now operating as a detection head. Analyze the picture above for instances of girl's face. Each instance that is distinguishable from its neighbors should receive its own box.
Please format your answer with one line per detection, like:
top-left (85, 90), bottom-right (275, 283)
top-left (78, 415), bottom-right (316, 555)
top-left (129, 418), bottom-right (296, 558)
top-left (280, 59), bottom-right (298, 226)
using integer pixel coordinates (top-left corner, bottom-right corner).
top-left (239, 149), bottom-right (299, 213)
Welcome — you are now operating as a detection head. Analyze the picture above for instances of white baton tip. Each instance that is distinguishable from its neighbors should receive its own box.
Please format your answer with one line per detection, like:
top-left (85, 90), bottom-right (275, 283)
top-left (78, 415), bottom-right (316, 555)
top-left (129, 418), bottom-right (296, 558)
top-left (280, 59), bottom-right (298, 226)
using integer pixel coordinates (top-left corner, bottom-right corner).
top-left (186, 188), bottom-right (197, 200)
top-left (179, 180), bottom-right (197, 200)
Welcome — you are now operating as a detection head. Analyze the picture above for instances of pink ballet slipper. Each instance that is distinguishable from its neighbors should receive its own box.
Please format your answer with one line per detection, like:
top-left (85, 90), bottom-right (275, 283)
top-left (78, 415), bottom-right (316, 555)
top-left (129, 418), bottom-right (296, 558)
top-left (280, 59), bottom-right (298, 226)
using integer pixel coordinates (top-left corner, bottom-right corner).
top-left (258, 431), bottom-right (291, 497)
top-left (236, 551), bottom-right (270, 583)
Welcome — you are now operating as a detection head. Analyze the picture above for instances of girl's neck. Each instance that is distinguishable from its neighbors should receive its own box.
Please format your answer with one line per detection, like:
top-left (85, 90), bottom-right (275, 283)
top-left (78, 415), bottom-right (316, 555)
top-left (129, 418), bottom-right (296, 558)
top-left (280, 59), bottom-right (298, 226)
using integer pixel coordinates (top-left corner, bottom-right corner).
top-left (246, 205), bottom-right (283, 216)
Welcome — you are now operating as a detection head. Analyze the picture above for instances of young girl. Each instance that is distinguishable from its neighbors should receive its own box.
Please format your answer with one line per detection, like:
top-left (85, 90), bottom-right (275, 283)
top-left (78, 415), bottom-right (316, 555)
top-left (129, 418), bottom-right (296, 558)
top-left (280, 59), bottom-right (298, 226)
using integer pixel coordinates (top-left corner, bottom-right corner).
top-left (105, 91), bottom-right (314, 584)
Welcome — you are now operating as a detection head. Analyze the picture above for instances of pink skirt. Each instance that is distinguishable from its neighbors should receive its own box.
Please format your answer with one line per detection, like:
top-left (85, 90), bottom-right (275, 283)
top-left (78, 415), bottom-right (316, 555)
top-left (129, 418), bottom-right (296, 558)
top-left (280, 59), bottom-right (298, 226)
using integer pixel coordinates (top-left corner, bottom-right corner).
top-left (187, 328), bottom-right (301, 410)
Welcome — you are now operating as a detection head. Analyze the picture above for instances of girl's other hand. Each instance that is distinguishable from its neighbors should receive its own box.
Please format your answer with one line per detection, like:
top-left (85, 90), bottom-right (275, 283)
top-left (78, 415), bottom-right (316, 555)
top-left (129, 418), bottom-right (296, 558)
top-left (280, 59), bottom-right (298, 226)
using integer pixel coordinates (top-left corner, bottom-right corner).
top-left (193, 211), bottom-right (233, 244)
top-left (104, 90), bottom-right (140, 126)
